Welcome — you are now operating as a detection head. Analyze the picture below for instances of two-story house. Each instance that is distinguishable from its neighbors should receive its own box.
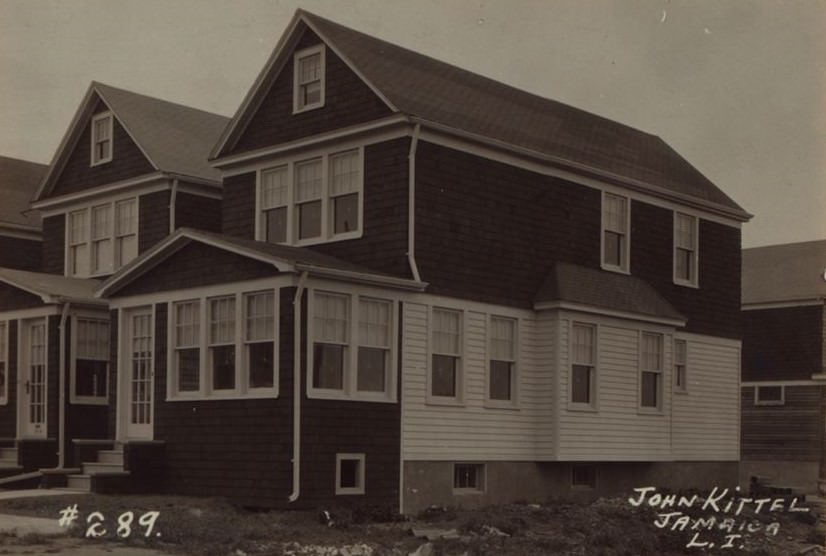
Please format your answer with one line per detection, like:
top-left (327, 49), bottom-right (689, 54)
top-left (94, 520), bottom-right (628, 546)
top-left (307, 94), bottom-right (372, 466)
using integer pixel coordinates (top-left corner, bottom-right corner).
top-left (0, 155), bottom-right (45, 271)
top-left (0, 82), bottom-right (228, 482)
top-left (741, 239), bottom-right (826, 494)
top-left (87, 10), bottom-right (750, 513)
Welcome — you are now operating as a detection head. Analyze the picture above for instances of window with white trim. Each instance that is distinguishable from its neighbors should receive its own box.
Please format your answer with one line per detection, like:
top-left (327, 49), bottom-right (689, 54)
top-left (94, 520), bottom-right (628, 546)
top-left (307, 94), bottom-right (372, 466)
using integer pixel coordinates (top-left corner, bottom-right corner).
top-left (755, 385), bottom-right (784, 406)
top-left (0, 322), bottom-right (6, 405)
top-left (571, 323), bottom-right (596, 407)
top-left (170, 290), bottom-right (278, 399)
top-left (258, 148), bottom-right (362, 246)
top-left (602, 193), bottom-right (629, 272)
top-left (294, 45), bottom-right (325, 112)
top-left (430, 308), bottom-right (462, 401)
top-left (72, 318), bottom-right (109, 403)
top-left (66, 197), bottom-right (138, 277)
top-left (674, 212), bottom-right (698, 286)
top-left (335, 453), bottom-right (365, 495)
top-left (91, 112), bottom-right (113, 166)
top-left (488, 316), bottom-right (517, 403)
top-left (674, 339), bottom-right (687, 392)
top-left (640, 332), bottom-right (663, 410)
top-left (308, 291), bottom-right (396, 401)
top-left (453, 463), bottom-right (485, 493)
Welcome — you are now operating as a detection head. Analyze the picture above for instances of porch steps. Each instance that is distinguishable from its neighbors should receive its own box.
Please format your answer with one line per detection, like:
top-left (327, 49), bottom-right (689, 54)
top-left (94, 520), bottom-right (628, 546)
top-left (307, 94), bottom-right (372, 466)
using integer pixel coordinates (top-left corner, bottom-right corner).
top-left (0, 447), bottom-right (22, 478)
top-left (64, 449), bottom-right (129, 493)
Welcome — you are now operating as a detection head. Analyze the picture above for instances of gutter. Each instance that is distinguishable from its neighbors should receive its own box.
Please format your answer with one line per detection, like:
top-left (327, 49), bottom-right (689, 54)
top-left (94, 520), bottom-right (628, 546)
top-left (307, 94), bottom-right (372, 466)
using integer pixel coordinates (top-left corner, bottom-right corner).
top-left (169, 178), bottom-right (179, 234)
top-left (407, 124), bottom-right (422, 283)
top-left (293, 264), bottom-right (426, 292)
top-left (288, 271), bottom-right (309, 503)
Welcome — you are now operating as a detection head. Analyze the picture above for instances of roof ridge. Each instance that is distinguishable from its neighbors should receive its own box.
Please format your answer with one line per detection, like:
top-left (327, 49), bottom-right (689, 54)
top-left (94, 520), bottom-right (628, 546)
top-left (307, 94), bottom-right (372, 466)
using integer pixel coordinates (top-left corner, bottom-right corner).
top-left (93, 81), bottom-right (231, 121)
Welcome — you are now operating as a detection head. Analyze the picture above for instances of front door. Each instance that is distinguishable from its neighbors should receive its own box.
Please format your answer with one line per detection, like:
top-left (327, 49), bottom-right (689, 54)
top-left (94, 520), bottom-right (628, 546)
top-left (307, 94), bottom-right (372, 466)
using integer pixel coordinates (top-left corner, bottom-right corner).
top-left (122, 307), bottom-right (153, 440)
top-left (19, 319), bottom-right (47, 438)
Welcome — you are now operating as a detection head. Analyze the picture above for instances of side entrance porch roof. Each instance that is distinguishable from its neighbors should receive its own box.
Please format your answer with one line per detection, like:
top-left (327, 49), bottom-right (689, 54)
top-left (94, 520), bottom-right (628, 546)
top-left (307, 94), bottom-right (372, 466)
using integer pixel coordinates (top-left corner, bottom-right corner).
top-left (97, 228), bottom-right (427, 298)
top-left (0, 267), bottom-right (104, 306)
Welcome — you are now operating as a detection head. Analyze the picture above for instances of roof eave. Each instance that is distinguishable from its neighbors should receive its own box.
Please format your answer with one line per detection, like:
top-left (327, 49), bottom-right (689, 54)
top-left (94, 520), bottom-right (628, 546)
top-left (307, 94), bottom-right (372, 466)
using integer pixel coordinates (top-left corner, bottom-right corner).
top-left (295, 262), bottom-right (427, 292)
top-left (533, 299), bottom-right (687, 327)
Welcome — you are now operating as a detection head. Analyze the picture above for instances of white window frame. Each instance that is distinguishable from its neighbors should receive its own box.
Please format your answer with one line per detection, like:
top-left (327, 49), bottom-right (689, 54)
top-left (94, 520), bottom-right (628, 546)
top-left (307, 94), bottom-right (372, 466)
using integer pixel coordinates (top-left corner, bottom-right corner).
top-left (569, 322), bottom-right (598, 411)
top-left (65, 196), bottom-right (139, 278)
top-left (427, 307), bottom-right (464, 406)
top-left (639, 331), bottom-right (664, 413)
top-left (70, 315), bottom-right (110, 405)
top-left (0, 321), bottom-right (7, 406)
top-left (485, 315), bottom-right (519, 408)
top-left (335, 453), bottom-right (365, 495)
top-left (601, 191), bottom-right (630, 273)
top-left (167, 288), bottom-right (279, 401)
top-left (673, 212), bottom-right (699, 287)
top-left (90, 112), bottom-right (114, 166)
top-left (293, 44), bottom-right (326, 113)
top-left (673, 338), bottom-right (688, 393)
top-left (306, 289), bottom-right (398, 403)
top-left (755, 385), bottom-right (785, 406)
top-left (453, 463), bottom-right (485, 494)
top-left (256, 146), bottom-right (364, 247)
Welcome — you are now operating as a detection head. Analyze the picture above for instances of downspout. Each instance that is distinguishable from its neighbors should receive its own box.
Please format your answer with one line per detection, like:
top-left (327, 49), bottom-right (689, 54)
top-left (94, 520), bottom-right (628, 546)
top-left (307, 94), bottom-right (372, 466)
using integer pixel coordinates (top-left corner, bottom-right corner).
top-left (288, 271), bottom-right (309, 503)
top-left (407, 124), bottom-right (422, 283)
top-left (58, 302), bottom-right (71, 468)
top-left (169, 178), bottom-right (179, 234)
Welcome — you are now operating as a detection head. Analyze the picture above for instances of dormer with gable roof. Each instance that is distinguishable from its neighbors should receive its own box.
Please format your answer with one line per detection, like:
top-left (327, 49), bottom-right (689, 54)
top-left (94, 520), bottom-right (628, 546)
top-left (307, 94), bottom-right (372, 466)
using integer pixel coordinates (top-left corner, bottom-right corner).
top-left (30, 82), bottom-right (230, 279)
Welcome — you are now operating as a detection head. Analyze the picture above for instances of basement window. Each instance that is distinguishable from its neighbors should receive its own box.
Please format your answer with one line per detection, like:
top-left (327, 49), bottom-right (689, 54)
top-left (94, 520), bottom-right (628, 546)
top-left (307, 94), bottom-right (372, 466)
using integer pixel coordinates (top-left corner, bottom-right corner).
top-left (572, 464), bottom-right (597, 489)
top-left (336, 453), bottom-right (365, 495)
top-left (453, 463), bottom-right (485, 493)
top-left (755, 385), bottom-right (784, 406)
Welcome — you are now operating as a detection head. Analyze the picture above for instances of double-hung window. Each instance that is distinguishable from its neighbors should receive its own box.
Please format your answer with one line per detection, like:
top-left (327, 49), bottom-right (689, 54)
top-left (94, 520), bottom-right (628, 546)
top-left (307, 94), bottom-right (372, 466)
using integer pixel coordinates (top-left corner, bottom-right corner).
top-left (0, 322), bottom-right (6, 404)
top-left (91, 113), bottom-right (113, 165)
top-left (488, 316), bottom-right (517, 404)
top-left (258, 148), bottom-right (363, 246)
top-left (571, 323), bottom-right (596, 408)
top-left (73, 318), bottom-right (109, 403)
top-left (293, 45), bottom-right (325, 112)
top-left (309, 291), bottom-right (396, 401)
top-left (640, 332), bottom-right (663, 411)
top-left (755, 385), bottom-right (784, 406)
top-left (674, 212), bottom-right (698, 286)
top-left (170, 290), bottom-right (278, 399)
top-left (430, 308), bottom-right (462, 401)
top-left (602, 193), bottom-right (629, 272)
top-left (674, 339), bottom-right (687, 392)
top-left (66, 197), bottom-right (138, 277)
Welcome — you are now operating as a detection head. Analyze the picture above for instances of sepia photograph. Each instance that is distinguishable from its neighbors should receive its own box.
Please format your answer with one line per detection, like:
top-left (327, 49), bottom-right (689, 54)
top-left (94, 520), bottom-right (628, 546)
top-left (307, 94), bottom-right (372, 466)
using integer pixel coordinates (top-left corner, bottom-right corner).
top-left (0, 1), bottom-right (824, 554)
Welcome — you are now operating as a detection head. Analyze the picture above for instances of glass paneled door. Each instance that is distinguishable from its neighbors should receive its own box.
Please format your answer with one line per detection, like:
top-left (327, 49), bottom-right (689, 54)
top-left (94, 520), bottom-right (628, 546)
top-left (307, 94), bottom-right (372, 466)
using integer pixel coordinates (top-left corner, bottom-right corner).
top-left (123, 307), bottom-right (153, 439)
top-left (19, 319), bottom-right (47, 438)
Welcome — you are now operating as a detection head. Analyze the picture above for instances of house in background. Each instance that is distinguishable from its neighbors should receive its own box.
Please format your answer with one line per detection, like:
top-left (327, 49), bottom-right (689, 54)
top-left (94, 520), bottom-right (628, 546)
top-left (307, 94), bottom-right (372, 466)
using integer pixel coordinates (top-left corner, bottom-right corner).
top-left (0, 155), bottom-right (45, 271)
top-left (741, 239), bottom-right (826, 494)
top-left (0, 83), bottom-right (229, 483)
top-left (77, 9), bottom-right (750, 513)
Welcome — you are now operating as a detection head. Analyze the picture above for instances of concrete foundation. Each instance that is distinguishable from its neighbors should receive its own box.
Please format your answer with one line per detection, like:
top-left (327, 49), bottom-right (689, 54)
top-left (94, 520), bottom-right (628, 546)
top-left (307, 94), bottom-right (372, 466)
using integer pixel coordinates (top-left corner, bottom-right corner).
top-left (402, 460), bottom-right (739, 514)
top-left (739, 459), bottom-right (820, 494)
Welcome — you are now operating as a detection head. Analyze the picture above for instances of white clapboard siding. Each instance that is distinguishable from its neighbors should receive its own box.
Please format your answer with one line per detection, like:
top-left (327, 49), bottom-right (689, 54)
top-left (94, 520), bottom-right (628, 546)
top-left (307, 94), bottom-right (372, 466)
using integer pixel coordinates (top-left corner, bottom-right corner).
top-left (671, 336), bottom-right (740, 460)
top-left (402, 301), bottom-right (554, 461)
top-left (557, 319), bottom-right (672, 461)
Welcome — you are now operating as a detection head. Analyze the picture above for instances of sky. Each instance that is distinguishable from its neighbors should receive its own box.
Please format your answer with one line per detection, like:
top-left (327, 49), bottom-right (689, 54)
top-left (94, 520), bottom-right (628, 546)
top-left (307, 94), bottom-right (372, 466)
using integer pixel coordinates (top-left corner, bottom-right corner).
top-left (1, 0), bottom-right (824, 248)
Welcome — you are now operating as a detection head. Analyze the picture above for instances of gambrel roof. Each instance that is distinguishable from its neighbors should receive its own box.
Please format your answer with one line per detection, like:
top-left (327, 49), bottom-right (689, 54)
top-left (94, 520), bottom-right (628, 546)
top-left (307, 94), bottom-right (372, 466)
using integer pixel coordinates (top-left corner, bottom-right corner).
top-left (214, 9), bottom-right (748, 220)
top-left (742, 239), bottom-right (826, 305)
top-left (535, 262), bottom-right (685, 324)
top-left (97, 228), bottom-right (426, 298)
top-left (34, 82), bottom-right (231, 202)
top-left (0, 155), bottom-right (46, 230)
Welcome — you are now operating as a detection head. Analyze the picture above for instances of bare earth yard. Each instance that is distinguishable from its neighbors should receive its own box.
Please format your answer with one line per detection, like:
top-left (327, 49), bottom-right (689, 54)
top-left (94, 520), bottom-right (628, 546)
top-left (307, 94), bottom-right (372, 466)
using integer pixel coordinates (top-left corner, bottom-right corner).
top-left (0, 492), bottom-right (823, 556)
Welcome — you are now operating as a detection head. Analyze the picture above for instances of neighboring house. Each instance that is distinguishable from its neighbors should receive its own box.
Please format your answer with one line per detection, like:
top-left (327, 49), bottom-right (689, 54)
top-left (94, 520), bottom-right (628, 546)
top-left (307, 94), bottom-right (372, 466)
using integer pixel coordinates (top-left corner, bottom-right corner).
top-left (87, 9), bottom-right (750, 513)
top-left (0, 82), bottom-right (229, 481)
top-left (740, 239), bottom-right (826, 494)
top-left (0, 156), bottom-right (46, 271)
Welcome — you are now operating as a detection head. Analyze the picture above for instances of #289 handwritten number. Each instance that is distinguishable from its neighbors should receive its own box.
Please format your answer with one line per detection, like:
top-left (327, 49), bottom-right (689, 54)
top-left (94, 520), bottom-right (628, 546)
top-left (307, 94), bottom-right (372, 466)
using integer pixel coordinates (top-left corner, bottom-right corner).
top-left (85, 510), bottom-right (160, 538)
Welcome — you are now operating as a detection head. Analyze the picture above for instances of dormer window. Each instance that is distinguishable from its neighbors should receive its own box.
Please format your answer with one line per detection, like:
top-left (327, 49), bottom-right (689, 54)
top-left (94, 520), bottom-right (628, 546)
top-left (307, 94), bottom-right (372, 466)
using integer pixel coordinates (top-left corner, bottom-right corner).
top-left (293, 45), bottom-right (325, 113)
top-left (91, 113), bottom-right (113, 166)
top-left (602, 192), bottom-right (630, 273)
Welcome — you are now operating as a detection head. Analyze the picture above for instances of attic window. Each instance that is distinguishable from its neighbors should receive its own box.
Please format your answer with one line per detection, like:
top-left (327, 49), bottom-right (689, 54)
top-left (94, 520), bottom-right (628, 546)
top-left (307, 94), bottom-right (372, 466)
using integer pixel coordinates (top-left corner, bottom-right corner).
top-left (293, 45), bottom-right (325, 113)
top-left (91, 113), bottom-right (113, 166)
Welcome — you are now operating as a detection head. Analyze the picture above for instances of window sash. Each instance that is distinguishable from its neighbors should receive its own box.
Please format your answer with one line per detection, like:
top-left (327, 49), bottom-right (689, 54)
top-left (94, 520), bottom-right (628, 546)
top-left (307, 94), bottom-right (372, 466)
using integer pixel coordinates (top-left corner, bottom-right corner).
top-left (330, 150), bottom-right (360, 197)
top-left (314, 292), bottom-right (349, 345)
top-left (432, 309), bottom-right (461, 355)
top-left (76, 319), bottom-right (109, 360)
top-left (489, 317), bottom-right (515, 361)
top-left (208, 296), bottom-right (236, 345)
top-left (603, 194), bottom-right (627, 233)
top-left (675, 213), bottom-right (696, 249)
top-left (640, 333), bottom-right (663, 372)
top-left (174, 301), bottom-right (200, 348)
top-left (295, 159), bottom-right (323, 203)
top-left (261, 166), bottom-right (288, 209)
top-left (115, 199), bottom-right (136, 236)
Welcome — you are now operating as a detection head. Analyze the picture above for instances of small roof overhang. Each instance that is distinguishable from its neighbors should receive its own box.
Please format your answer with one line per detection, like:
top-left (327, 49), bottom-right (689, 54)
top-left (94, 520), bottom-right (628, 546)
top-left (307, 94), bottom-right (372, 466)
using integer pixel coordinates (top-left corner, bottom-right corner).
top-left (0, 267), bottom-right (105, 306)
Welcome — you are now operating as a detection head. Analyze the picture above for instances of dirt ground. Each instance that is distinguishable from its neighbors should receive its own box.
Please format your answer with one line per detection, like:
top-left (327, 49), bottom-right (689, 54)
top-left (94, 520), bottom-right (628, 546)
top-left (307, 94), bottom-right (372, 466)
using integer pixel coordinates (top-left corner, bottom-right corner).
top-left (0, 492), bottom-right (823, 556)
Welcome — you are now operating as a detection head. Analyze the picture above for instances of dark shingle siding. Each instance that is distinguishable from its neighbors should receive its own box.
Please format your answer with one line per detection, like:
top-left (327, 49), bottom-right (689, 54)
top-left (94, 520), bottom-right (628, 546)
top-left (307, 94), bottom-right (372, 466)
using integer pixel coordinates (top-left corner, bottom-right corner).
top-left (138, 190), bottom-right (171, 253)
top-left (0, 321), bottom-right (16, 437)
top-left (222, 172), bottom-right (256, 239)
top-left (0, 283), bottom-right (44, 311)
top-left (742, 305), bottom-right (823, 382)
top-left (0, 236), bottom-right (41, 271)
top-left (228, 27), bottom-right (392, 157)
top-left (49, 99), bottom-right (156, 199)
top-left (175, 190), bottom-right (221, 234)
top-left (741, 385), bottom-right (823, 461)
top-left (42, 214), bottom-right (65, 275)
